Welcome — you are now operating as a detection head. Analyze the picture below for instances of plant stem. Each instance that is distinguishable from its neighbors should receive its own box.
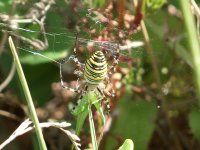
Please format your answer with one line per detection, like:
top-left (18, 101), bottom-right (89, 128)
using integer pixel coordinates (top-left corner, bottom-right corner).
top-left (88, 104), bottom-right (98, 150)
top-left (179, 0), bottom-right (200, 105)
top-left (0, 61), bottom-right (16, 92)
top-left (8, 36), bottom-right (47, 150)
top-left (132, 0), bottom-right (161, 88)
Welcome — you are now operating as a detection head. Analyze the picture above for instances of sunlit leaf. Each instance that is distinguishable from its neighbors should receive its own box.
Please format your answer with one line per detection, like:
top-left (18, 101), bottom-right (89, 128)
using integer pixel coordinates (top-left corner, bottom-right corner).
top-left (189, 108), bottom-right (200, 141)
top-left (109, 93), bottom-right (157, 150)
top-left (118, 139), bottom-right (134, 150)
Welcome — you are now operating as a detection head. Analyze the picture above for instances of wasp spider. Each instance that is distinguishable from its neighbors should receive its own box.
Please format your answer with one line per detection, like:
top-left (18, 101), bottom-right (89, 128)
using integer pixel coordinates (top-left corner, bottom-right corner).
top-left (59, 38), bottom-right (118, 113)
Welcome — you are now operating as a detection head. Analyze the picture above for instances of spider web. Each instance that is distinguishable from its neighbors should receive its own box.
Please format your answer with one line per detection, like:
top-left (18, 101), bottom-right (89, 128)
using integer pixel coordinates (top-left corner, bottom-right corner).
top-left (0, 8), bottom-right (146, 85)
top-left (0, 9), bottom-right (148, 101)
top-left (0, 22), bottom-right (144, 65)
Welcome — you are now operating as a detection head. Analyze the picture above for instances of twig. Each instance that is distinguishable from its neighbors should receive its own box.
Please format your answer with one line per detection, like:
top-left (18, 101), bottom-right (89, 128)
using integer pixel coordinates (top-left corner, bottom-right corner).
top-left (0, 110), bottom-right (21, 122)
top-left (0, 32), bottom-right (8, 54)
top-left (0, 61), bottom-right (16, 92)
top-left (140, 20), bottom-right (161, 87)
top-left (132, 1), bottom-right (183, 149)
top-left (0, 119), bottom-right (81, 150)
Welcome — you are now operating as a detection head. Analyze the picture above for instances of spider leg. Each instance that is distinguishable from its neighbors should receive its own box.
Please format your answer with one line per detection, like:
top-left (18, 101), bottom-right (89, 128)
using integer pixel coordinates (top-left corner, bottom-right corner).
top-left (59, 33), bottom-right (84, 69)
top-left (104, 51), bottom-right (118, 98)
top-left (103, 89), bottom-right (115, 98)
top-left (72, 33), bottom-right (84, 70)
top-left (78, 85), bottom-right (88, 100)
top-left (97, 87), bottom-right (111, 114)
top-left (71, 84), bottom-right (88, 111)
top-left (108, 43), bottom-right (120, 72)
top-left (108, 56), bottom-right (119, 73)
top-left (59, 34), bottom-right (85, 93)
top-left (104, 75), bottom-right (115, 97)
top-left (59, 63), bottom-right (81, 93)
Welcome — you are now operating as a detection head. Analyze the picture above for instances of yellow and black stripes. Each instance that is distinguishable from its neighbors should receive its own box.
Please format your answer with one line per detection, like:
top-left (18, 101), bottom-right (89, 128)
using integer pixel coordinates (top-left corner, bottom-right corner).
top-left (84, 51), bottom-right (107, 85)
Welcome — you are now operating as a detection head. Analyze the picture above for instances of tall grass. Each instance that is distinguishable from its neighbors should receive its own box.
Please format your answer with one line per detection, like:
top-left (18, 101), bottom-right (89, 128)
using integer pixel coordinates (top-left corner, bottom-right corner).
top-left (8, 36), bottom-right (47, 150)
top-left (179, 0), bottom-right (200, 105)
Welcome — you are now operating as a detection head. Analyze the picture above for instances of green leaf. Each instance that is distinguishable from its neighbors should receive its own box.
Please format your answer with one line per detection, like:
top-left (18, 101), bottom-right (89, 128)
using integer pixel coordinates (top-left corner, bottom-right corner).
top-left (94, 0), bottom-right (106, 7)
top-left (18, 31), bottom-right (72, 65)
top-left (71, 92), bottom-right (95, 116)
top-left (0, 0), bottom-right (12, 12)
top-left (71, 91), bottom-right (101, 150)
top-left (189, 108), bottom-right (200, 141)
top-left (118, 139), bottom-right (134, 150)
top-left (22, 63), bottom-right (58, 105)
top-left (110, 94), bottom-right (157, 150)
top-left (19, 49), bottom-right (68, 65)
top-left (146, 0), bottom-right (167, 11)
top-left (71, 90), bottom-right (106, 135)
top-left (145, 17), bottom-right (193, 68)
top-left (71, 93), bottom-right (90, 116)
top-left (76, 109), bottom-right (89, 135)
top-left (71, 91), bottom-right (97, 135)
top-left (13, 22), bottom-right (74, 65)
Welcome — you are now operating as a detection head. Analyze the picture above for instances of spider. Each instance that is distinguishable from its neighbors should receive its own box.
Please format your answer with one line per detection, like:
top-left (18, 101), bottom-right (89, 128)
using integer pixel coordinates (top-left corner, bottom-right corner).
top-left (59, 36), bottom-right (120, 113)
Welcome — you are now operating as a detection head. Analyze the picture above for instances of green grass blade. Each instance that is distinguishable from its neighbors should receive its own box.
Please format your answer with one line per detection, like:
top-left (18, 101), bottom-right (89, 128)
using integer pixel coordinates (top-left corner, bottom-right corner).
top-left (88, 103), bottom-right (98, 150)
top-left (87, 91), bottom-right (98, 150)
top-left (179, 0), bottom-right (200, 104)
top-left (8, 36), bottom-right (47, 150)
top-left (94, 101), bottom-right (105, 126)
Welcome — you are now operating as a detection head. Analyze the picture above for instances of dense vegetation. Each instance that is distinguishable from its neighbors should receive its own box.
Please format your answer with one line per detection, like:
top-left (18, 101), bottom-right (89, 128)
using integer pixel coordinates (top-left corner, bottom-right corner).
top-left (0, 0), bottom-right (200, 149)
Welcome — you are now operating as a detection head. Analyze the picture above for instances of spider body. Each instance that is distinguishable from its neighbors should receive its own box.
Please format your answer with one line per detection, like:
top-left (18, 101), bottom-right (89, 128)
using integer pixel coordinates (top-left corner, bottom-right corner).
top-left (84, 51), bottom-right (108, 85)
top-left (60, 38), bottom-right (118, 113)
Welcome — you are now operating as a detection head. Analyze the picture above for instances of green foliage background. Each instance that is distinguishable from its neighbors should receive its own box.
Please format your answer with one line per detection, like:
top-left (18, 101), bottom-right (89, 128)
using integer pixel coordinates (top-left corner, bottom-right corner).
top-left (0, 0), bottom-right (200, 150)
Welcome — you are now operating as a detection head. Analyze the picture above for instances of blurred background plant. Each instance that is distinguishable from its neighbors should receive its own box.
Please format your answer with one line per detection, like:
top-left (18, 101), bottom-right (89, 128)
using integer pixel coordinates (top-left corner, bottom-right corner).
top-left (0, 0), bottom-right (200, 149)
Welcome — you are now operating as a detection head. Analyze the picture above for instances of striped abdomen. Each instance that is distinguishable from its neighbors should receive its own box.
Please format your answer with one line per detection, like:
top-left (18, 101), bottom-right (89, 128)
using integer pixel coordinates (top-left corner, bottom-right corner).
top-left (84, 51), bottom-right (107, 85)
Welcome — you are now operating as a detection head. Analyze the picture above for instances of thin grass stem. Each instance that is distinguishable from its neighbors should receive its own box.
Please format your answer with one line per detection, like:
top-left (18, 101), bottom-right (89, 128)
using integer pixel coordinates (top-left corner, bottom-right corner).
top-left (179, 0), bottom-right (200, 105)
top-left (8, 36), bottom-right (47, 150)
top-left (88, 103), bottom-right (98, 150)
